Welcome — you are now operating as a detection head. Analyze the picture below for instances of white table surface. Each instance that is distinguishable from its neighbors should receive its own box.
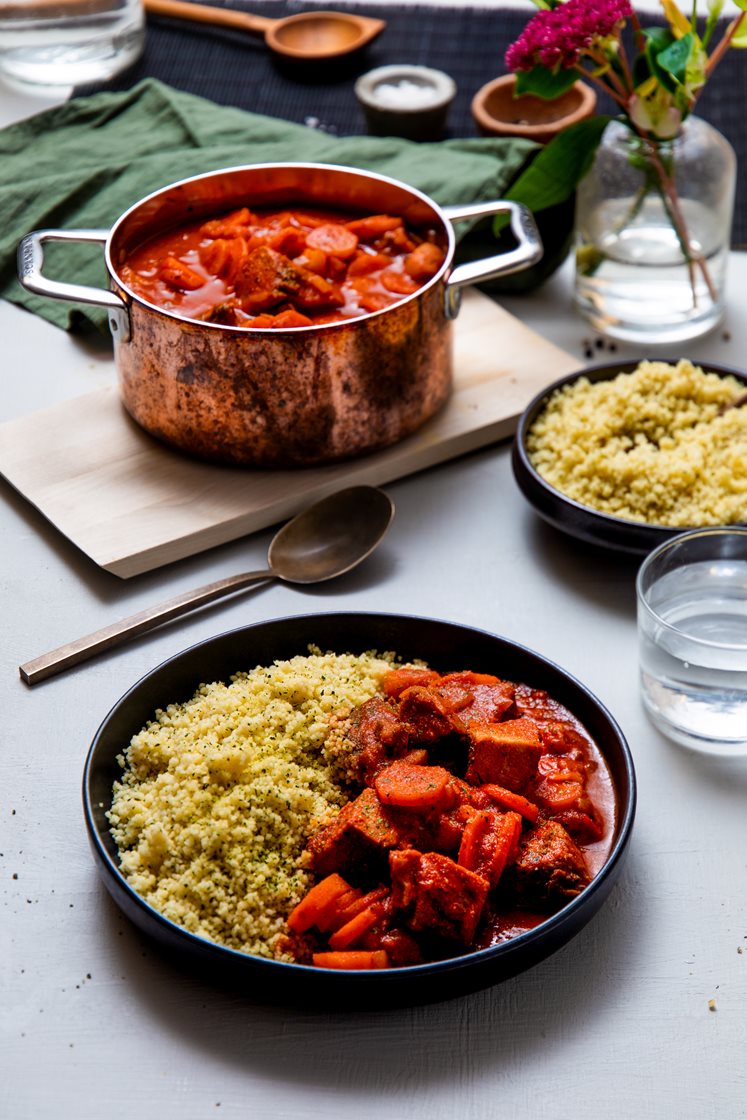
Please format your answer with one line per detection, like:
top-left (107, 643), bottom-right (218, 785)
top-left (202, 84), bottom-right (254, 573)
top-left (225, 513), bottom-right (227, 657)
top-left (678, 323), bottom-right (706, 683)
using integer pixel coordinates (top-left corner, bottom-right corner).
top-left (2, 73), bottom-right (747, 1120)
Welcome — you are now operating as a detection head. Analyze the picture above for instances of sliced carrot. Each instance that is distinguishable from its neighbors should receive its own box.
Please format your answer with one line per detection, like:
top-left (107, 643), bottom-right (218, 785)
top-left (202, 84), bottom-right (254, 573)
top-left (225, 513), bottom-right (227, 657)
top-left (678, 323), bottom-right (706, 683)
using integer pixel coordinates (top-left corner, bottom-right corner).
top-left (381, 269), bottom-right (420, 295)
top-left (317, 886), bottom-right (364, 932)
top-left (457, 810), bottom-right (490, 871)
top-left (306, 223), bottom-right (359, 259)
top-left (405, 241), bottom-right (446, 281)
top-left (381, 667), bottom-right (440, 698)
top-left (345, 215), bottom-right (403, 241)
top-left (328, 906), bottom-right (383, 950)
top-left (286, 873), bottom-right (352, 933)
top-left (374, 761), bottom-right (457, 812)
top-left (312, 950), bottom-right (389, 970)
top-left (271, 308), bottom-right (313, 329)
top-left (297, 246), bottom-right (327, 275)
top-left (333, 885), bottom-right (389, 926)
top-left (347, 250), bottom-right (390, 277)
top-left (159, 256), bottom-right (205, 292)
top-left (480, 784), bottom-right (540, 823)
top-left (200, 207), bottom-right (253, 238)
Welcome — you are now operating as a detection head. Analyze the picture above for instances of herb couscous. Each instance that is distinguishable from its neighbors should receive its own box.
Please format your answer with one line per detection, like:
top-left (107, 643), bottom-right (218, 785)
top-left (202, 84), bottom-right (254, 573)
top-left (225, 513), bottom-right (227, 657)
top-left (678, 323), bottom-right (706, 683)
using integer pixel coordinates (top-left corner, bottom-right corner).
top-left (107, 650), bottom-right (396, 961)
top-left (526, 359), bottom-right (747, 527)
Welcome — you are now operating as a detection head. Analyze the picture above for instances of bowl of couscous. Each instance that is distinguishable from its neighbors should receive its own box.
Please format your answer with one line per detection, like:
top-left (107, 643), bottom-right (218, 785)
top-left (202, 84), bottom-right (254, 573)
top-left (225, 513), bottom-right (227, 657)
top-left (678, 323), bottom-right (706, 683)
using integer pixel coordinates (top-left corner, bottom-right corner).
top-left (512, 358), bottom-right (747, 554)
top-left (83, 612), bottom-right (635, 1008)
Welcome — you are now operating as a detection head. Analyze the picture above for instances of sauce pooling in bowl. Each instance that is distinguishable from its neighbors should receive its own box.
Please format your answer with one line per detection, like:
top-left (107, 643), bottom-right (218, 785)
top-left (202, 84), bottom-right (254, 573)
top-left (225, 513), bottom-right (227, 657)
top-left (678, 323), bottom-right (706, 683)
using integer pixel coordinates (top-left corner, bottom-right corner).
top-left (120, 204), bottom-right (447, 328)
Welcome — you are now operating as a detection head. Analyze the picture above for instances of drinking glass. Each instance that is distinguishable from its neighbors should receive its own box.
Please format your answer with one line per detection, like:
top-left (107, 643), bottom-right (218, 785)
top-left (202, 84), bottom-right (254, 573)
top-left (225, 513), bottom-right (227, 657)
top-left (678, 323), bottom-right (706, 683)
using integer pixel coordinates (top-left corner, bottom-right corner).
top-left (636, 527), bottom-right (747, 754)
top-left (0, 0), bottom-right (144, 89)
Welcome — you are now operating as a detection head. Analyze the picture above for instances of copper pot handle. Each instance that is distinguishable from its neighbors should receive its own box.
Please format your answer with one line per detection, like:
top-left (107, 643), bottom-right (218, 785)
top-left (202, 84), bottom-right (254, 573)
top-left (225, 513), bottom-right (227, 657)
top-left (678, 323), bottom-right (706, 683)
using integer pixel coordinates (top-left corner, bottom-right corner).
top-left (441, 201), bottom-right (543, 319)
top-left (17, 228), bottom-right (131, 341)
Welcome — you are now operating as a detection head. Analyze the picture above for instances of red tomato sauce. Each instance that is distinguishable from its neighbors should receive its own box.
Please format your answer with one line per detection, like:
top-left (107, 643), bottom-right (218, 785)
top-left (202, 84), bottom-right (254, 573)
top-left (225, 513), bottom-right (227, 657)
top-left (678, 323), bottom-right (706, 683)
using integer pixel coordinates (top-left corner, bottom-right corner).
top-left (119, 205), bottom-right (447, 328)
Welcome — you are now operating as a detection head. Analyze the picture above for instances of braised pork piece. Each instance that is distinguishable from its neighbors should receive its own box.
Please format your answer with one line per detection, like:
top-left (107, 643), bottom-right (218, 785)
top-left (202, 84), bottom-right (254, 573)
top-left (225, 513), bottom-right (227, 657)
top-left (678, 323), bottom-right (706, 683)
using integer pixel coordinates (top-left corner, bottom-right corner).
top-left (284, 668), bottom-right (616, 969)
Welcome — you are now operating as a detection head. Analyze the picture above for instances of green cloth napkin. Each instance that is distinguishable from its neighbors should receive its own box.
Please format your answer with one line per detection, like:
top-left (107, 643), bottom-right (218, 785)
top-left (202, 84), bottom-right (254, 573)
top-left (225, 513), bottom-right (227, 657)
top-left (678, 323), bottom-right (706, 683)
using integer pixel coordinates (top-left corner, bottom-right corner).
top-left (0, 78), bottom-right (537, 333)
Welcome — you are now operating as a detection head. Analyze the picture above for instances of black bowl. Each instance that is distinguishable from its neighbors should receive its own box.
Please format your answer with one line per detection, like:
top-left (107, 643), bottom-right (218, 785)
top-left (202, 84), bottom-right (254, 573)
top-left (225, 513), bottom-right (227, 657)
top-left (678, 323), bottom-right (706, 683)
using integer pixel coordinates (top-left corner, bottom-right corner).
top-left (512, 359), bottom-right (747, 555)
top-left (83, 612), bottom-right (636, 1008)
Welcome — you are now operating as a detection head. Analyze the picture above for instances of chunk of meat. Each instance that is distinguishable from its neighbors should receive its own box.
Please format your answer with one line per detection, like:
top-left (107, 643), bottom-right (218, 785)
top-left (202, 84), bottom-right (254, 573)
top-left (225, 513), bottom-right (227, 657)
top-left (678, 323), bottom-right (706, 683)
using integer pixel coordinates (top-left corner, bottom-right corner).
top-left (346, 695), bottom-right (412, 783)
top-left (438, 673), bottom-right (516, 724)
top-left (233, 246), bottom-right (343, 314)
top-left (389, 849), bottom-right (489, 945)
top-left (465, 718), bottom-right (543, 792)
top-left (305, 787), bottom-right (401, 876)
top-left (397, 685), bottom-right (467, 743)
top-left (510, 820), bottom-right (591, 906)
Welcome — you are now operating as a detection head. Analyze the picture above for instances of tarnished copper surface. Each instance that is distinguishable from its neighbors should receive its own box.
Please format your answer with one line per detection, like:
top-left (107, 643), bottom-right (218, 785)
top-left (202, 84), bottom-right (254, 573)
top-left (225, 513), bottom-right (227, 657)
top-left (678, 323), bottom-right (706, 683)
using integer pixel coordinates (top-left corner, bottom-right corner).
top-left (108, 164), bottom-right (455, 467)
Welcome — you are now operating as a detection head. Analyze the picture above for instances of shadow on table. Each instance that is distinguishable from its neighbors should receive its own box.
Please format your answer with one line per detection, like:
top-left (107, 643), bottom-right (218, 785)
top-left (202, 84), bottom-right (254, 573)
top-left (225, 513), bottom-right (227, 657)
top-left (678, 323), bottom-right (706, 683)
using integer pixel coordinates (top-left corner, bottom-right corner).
top-left (98, 842), bottom-right (645, 1085)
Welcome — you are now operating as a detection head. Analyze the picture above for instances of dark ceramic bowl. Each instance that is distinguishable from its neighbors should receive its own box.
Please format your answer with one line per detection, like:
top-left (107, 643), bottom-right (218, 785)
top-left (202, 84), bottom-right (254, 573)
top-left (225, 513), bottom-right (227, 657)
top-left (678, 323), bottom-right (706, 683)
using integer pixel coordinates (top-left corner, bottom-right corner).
top-left (83, 612), bottom-right (635, 1008)
top-left (512, 359), bottom-right (747, 555)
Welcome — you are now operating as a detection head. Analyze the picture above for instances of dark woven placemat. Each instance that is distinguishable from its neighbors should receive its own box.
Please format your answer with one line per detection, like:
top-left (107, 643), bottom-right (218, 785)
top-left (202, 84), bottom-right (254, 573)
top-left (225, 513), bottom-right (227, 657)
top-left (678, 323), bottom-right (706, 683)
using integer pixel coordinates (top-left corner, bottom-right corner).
top-left (86, 1), bottom-right (745, 245)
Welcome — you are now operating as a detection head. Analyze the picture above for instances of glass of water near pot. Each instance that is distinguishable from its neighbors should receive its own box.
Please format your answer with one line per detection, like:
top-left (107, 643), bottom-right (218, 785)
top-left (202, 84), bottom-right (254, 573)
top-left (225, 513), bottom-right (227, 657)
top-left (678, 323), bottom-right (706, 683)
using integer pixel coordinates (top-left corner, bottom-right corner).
top-left (0, 0), bottom-right (144, 90)
top-left (636, 527), bottom-right (747, 756)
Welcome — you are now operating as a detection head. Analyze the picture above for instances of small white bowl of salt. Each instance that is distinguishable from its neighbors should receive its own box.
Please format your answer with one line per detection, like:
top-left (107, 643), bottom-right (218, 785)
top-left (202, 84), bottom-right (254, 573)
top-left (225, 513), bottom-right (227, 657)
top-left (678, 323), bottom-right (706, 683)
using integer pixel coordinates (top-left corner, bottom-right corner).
top-left (355, 64), bottom-right (457, 141)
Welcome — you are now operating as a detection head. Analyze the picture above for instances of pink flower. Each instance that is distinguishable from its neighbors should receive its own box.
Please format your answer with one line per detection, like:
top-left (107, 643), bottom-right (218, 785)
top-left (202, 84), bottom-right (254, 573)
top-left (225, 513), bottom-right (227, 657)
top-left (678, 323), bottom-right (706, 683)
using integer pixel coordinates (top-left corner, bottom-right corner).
top-left (505, 0), bottom-right (633, 72)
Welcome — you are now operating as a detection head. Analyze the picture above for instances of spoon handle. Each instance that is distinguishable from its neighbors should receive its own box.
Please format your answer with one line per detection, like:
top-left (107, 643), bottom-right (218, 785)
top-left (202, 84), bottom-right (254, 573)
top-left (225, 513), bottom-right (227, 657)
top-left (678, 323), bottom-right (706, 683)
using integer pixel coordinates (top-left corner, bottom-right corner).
top-left (144, 0), bottom-right (274, 36)
top-left (19, 568), bottom-right (273, 686)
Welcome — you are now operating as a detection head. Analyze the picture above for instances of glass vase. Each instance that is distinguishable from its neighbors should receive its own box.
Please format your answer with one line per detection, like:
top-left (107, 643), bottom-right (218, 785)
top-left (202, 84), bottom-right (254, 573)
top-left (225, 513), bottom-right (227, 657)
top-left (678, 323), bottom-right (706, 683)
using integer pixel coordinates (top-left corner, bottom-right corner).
top-left (573, 117), bottom-right (736, 345)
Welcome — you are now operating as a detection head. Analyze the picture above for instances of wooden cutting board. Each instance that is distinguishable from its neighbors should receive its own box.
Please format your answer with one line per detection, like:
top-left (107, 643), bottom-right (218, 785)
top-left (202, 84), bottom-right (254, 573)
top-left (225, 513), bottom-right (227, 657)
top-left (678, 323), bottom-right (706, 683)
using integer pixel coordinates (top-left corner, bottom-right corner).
top-left (0, 289), bottom-right (578, 578)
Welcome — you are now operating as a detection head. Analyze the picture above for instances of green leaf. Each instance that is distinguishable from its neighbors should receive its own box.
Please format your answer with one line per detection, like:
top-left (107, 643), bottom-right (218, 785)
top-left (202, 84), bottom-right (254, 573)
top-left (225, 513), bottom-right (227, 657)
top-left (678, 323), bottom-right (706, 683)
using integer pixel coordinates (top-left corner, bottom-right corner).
top-left (498, 115), bottom-right (612, 223)
top-left (642, 26), bottom-right (679, 92)
top-left (731, 12), bottom-right (747, 45)
top-left (657, 31), bottom-right (696, 85)
top-left (514, 65), bottom-right (580, 100)
top-left (732, 0), bottom-right (747, 11)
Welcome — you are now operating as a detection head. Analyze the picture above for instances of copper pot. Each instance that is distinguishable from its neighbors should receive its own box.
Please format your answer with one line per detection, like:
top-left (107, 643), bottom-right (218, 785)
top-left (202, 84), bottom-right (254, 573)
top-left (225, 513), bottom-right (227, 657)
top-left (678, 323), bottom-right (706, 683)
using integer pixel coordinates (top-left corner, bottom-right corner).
top-left (18, 163), bottom-right (542, 467)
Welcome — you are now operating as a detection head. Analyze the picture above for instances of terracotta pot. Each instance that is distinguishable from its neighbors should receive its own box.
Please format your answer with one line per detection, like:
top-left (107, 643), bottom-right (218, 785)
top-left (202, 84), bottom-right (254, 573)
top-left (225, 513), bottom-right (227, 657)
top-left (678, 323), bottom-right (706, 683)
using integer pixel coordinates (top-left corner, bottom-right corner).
top-left (471, 74), bottom-right (597, 144)
top-left (18, 163), bottom-right (542, 467)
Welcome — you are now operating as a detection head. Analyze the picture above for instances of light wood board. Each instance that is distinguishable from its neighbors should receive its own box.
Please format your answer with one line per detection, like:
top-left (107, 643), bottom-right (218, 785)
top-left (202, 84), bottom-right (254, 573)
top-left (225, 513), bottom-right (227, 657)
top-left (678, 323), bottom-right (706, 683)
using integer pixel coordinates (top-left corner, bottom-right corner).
top-left (0, 289), bottom-right (578, 578)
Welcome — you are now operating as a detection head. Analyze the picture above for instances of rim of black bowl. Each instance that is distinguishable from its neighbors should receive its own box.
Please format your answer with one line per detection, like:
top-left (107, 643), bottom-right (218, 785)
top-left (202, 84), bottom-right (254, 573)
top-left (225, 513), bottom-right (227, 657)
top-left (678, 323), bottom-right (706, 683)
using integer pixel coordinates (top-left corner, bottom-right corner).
top-left (512, 358), bottom-right (747, 555)
top-left (83, 611), bottom-right (636, 1006)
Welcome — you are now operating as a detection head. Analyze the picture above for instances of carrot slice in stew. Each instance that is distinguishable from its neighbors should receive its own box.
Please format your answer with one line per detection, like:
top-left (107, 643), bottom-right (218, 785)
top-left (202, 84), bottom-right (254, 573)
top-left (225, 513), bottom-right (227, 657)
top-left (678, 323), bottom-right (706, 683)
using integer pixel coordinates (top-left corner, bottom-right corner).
top-left (159, 256), bottom-right (205, 292)
top-left (286, 873), bottom-right (352, 933)
top-left (374, 761), bottom-right (457, 812)
top-left (381, 270), bottom-right (420, 295)
top-left (328, 906), bottom-right (384, 950)
top-left (381, 667), bottom-right (440, 698)
top-left (405, 241), bottom-right (446, 281)
top-left (312, 950), bottom-right (389, 970)
top-left (306, 223), bottom-right (359, 259)
top-left (480, 784), bottom-right (540, 823)
top-left (345, 215), bottom-right (403, 241)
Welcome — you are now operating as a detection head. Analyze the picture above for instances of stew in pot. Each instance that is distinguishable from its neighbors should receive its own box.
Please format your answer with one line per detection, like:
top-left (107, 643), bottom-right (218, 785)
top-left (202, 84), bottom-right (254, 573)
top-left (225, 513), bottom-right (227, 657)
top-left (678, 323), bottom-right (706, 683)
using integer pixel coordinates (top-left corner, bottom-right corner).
top-left (120, 204), bottom-right (447, 328)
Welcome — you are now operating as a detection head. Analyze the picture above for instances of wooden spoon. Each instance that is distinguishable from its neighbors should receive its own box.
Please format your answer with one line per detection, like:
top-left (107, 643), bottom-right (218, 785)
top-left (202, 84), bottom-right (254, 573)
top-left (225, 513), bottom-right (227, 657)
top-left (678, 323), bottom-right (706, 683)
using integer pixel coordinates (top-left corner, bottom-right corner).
top-left (144, 0), bottom-right (386, 61)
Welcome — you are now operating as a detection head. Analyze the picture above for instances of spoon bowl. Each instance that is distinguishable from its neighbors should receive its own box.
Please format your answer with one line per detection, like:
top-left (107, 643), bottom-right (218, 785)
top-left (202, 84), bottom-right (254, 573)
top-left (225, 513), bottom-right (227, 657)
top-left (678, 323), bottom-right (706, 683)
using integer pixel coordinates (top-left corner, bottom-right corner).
top-left (144, 0), bottom-right (387, 61)
top-left (269, 486), bottom-right (393, 583)
top-left (19, 486), bottom-right (394, 685)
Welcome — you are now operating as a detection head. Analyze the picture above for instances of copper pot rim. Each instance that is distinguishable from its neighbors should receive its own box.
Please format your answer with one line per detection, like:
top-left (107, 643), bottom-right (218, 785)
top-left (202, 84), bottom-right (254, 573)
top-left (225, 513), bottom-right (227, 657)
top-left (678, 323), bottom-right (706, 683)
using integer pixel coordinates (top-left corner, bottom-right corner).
top-left (104, 161), bottom-right (457, 336)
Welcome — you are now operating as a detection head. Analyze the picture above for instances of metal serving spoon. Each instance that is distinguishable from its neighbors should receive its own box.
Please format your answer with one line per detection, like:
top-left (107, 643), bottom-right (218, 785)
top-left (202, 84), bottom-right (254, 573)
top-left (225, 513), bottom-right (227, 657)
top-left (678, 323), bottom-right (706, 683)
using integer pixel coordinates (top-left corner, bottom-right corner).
top-left (19, 486), bottom-right (394, 686)
top-left (144, 0), bottom-right (386, 62)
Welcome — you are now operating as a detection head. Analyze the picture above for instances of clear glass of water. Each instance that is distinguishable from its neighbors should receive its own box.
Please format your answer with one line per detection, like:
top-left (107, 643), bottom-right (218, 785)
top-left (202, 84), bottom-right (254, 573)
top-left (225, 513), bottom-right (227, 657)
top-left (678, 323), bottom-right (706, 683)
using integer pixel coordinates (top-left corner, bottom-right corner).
top-left (0, 0), bottom-right (144, 90)
top-left (636, 527), bottom-right (747, 755)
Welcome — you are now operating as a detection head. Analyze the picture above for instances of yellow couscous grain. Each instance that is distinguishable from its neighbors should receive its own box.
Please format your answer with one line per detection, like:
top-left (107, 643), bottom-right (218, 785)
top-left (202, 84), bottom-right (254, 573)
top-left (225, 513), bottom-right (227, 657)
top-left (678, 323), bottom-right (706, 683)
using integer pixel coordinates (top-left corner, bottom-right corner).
top-left (526, 359), bottom-right (747, 527)
top-left (107, 650), bottom-right (395, 960)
